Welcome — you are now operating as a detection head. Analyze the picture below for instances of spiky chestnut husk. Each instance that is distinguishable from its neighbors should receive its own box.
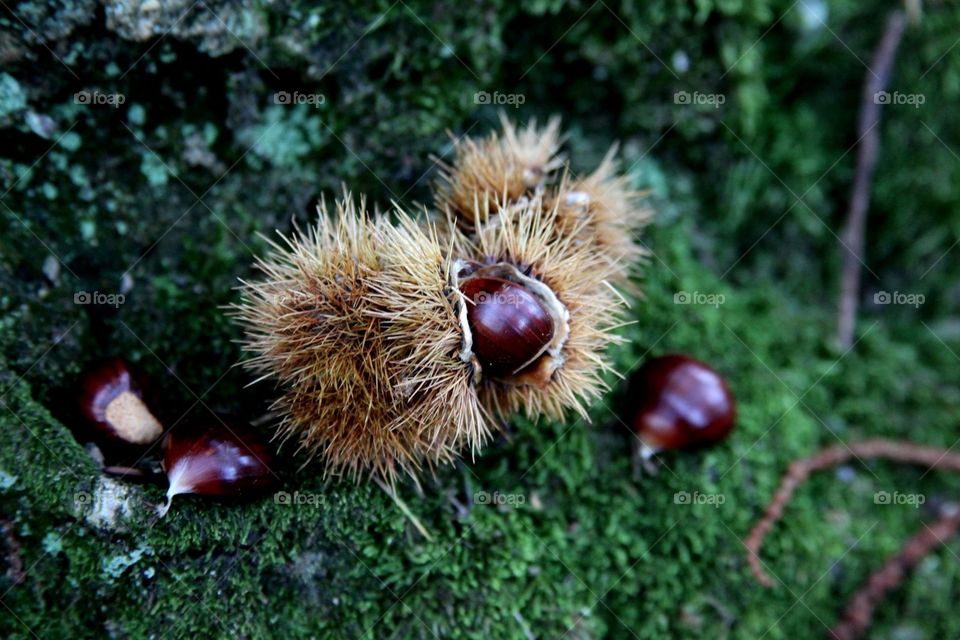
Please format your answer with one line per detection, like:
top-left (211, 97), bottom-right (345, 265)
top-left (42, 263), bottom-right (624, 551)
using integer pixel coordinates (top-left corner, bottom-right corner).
top-left (438, 116), bottom-right (649, 286)
top-left (233, 197), bottom-right (490, 484)
top-left (235, 195), bottom-right (628, 481)
top-left (544, 150), bottom-right (651, 284)
top-left (449, 197), bottom-right (630, 422)
top-left (435, 114), bottom-right (563, 226)
top-left (235, 117), bottom-right (644, 482)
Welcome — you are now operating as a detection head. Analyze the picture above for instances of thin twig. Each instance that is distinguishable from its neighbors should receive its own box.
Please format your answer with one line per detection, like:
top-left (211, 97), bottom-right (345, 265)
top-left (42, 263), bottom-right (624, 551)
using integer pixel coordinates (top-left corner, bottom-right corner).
top-left (745, 438), bottom-right (960, 587)
top-left (828, 505), bottom-right (960, 640)
top-left (837, 11), bottom-right (907, 348)
top-left (102, 465), bottom-right (149, 478)
top-left (0, 518), bottom-right (25, 585)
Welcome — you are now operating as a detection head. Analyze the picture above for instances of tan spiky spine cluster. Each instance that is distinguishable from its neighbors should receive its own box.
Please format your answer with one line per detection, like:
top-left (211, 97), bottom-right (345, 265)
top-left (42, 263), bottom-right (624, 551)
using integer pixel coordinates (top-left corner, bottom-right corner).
top-left (437, 116), bottom-right (649, 284)
top-left (235, 199), bottom-right (488, 481)
top-left (436, 115), bottom-right (564, 226)
top-left (547, 149), bottom-right (651, 282)
top-left (235, 116), bottom-right (650, 483)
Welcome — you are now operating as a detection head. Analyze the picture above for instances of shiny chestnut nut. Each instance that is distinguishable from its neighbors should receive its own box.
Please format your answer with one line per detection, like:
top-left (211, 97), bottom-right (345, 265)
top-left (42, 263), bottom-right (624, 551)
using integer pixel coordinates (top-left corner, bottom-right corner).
top-left (77, 358), bottom-right (163, 448)
top-left (459, 276), bottom-right (555, 378)
top-left (159, 417), bottom-right (277, 516)
top-left (628, 354), bottom-right (735, 464)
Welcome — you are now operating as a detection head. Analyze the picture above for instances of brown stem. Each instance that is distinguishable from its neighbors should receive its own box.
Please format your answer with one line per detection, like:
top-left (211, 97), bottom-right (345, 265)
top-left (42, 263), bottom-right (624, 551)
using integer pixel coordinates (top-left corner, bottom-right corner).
top-left (745, 439), bottom-right (960, 587)
top-left (0, 518), bottom-right (25, 585)
top-left (827, 505), bottom-right (960, 640)
top-left (102, 464), bottom-right (149, 477)
top-left (836, 11), bottom-right (906, 349)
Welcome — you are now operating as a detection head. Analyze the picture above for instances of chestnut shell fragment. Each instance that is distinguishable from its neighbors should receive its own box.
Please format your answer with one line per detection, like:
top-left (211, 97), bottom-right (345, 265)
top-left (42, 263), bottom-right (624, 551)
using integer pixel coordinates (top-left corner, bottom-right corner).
top-left (77, 357), bottom-right (163, 448)
top-left (163, 419), bottom-right (276, 496)
top-left (159, 417), bottom-right (277, 515)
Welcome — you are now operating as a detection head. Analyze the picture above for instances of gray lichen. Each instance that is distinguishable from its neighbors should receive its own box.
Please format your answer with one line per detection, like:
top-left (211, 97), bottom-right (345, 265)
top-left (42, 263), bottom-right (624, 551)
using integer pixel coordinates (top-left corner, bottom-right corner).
top-left (103, 0), bottom-right (267, 56)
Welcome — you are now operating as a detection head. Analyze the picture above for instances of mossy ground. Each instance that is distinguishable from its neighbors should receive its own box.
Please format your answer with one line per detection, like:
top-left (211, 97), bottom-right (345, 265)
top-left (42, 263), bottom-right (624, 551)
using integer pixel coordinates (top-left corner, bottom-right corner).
top-left (2, 1), bottom-right (960, 638)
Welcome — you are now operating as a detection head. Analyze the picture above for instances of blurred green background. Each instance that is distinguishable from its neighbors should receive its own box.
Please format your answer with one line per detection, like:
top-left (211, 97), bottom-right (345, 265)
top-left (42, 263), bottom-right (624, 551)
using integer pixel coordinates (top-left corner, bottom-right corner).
top-left (2, 1), bottom-right (960, 638)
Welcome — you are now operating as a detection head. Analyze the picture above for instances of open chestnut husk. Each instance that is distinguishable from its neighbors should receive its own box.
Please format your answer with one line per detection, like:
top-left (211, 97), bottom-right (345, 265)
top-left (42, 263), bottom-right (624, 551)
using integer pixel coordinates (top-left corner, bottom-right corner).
top-left (77, 358), bottom-right (164, 450)
top-left (159, 417), bottom-right (277, 516)
top-left (456, 261), bottom-right (570, 386)
top-left (459, 275), bottom-right (555, 377)
top-left (627, 354), bottom-right (735, 468)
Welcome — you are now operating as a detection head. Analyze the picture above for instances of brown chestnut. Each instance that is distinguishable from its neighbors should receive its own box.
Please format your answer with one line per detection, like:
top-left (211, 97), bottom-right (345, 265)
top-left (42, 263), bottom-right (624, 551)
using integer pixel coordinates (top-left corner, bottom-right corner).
top-left (460, 276), bottom-right (555, 377)
top-left (159, 417), bottom-right (277, 516)
top-left (77, 358), bottom-right (163, 447)
top-left (628, 354), bottom-right (735, 458)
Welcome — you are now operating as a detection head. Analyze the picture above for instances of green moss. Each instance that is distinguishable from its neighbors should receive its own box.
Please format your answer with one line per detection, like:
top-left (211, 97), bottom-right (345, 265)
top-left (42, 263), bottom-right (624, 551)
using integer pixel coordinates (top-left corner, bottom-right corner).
top-left (3, 219), bottom-right (960, 637)
top-left (2, 0), bottom-right (960, 637)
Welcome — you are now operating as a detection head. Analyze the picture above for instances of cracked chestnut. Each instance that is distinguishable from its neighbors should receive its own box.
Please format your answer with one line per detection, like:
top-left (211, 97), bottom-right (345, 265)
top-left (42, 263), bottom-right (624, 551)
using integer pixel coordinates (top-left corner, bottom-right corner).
top-left (459, 275), bottom-right (555, 378)
top-left (628, 354), bottom-right (735, 455)
top-left (159, 417), bottom-right (277, 516)
top-left (77, 358), bottom-right (163, 448)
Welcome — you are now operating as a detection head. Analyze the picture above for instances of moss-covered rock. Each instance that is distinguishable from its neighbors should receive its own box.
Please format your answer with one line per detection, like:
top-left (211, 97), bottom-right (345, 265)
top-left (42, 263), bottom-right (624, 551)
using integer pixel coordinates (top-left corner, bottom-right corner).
top-left (2, 1), bottom-right (959, 638)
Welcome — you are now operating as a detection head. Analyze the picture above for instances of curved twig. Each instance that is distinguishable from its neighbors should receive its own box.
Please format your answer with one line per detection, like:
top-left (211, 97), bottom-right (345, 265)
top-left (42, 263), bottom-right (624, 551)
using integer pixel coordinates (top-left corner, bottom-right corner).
top-left (745, 438), bottom-right (960, 587)
top-left (828, 505), bottom-right (960, 640)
